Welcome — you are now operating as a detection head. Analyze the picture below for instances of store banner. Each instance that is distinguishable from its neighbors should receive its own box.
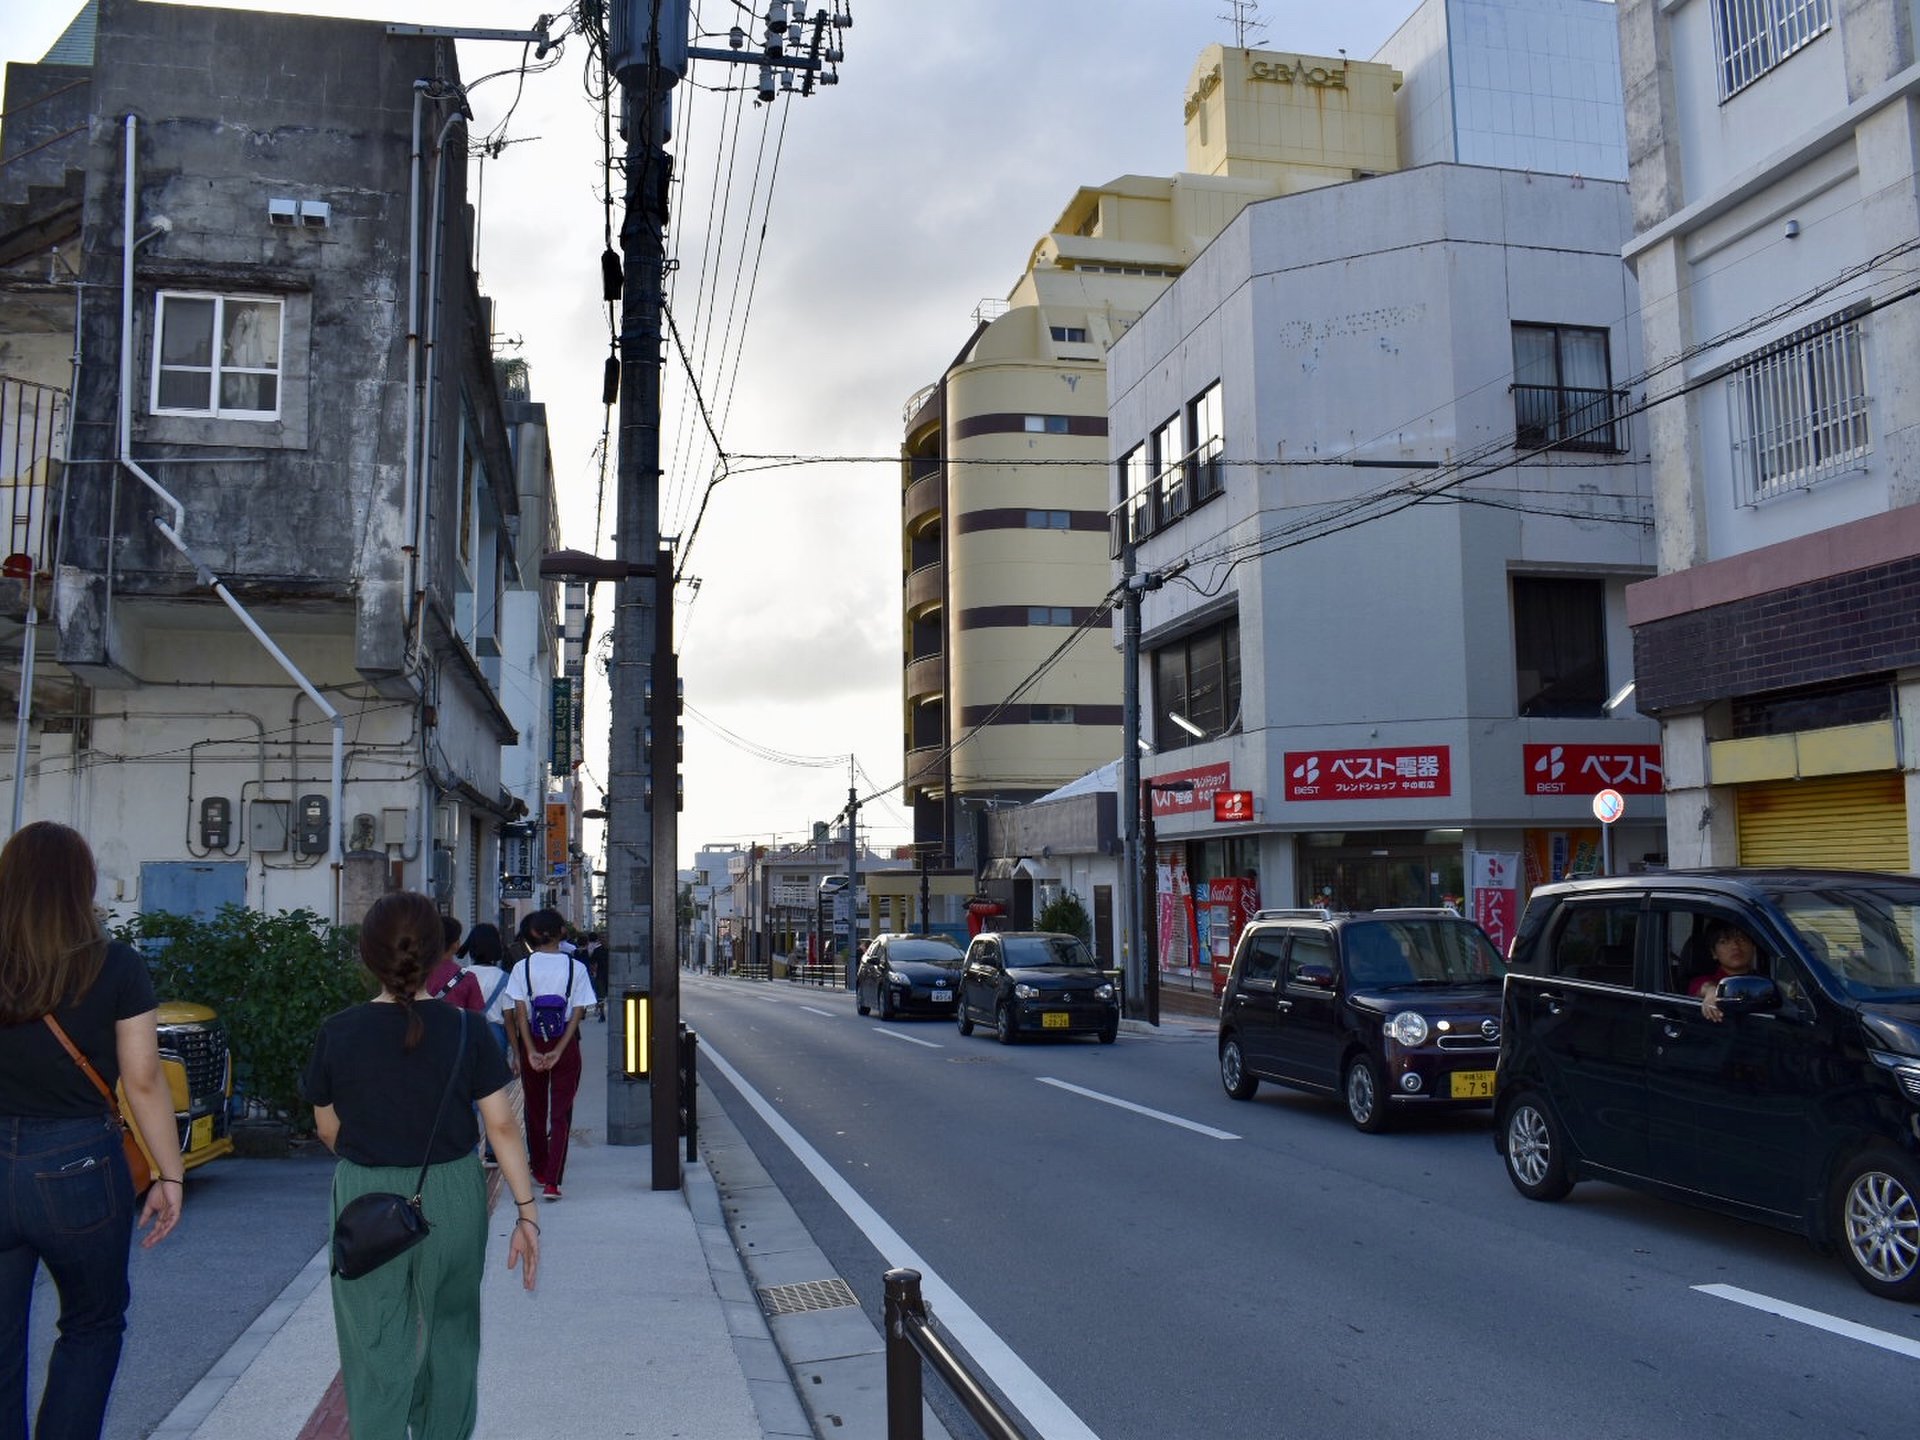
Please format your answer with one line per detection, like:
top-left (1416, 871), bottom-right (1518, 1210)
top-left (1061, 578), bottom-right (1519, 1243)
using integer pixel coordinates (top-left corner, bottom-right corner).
top-left (1150, 761), bottom-right (1233, 815)
top-left (1523, 743), bottom-right (1662, 796)
top-left (1470, 850), bottom-right (1520, 955)
top-left (1285, 745), bottom-right (1450, 801)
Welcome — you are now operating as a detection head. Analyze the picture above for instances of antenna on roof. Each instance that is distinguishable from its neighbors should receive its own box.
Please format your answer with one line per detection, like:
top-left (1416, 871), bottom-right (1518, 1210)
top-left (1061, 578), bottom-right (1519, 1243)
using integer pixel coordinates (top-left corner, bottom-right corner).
top-left (1219, 0), bottom-right (1268, 49)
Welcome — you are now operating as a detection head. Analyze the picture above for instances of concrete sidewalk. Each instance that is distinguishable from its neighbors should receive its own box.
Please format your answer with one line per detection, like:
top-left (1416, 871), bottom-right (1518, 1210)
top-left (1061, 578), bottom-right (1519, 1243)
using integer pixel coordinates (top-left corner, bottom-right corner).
top-left (153, 1017), bottom-right (809, 1440)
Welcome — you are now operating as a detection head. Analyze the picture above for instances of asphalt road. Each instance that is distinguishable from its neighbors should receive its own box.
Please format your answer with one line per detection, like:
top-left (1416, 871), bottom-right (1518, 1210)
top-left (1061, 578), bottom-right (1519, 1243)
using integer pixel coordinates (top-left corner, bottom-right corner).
top-left (684, 972), bottom-right (1920, 1440)
top-left (26, 1138), bottom-right (336, 1440)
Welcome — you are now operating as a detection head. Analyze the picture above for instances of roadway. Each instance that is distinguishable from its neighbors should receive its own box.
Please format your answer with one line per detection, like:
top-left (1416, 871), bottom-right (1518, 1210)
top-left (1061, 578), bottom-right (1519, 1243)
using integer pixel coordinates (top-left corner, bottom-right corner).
top-left (684, 971), bottom-right (1919, 1440)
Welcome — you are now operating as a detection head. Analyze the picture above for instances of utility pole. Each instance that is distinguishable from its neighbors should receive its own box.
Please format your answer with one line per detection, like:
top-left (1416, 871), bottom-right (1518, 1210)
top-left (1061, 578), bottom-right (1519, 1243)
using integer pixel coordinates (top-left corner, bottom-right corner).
top-left (604, 2), bottom-right (847, 1188)
top-left (1118, 527), bottom-right (1163, 1024)
top-left (843, 779), bottom-right (859, 988)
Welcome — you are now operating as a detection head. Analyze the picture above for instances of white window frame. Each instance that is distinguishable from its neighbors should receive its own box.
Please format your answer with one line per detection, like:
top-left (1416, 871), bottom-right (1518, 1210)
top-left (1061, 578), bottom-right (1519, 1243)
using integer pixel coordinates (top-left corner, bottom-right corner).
top-left (1715, 0), bottom-right (1831, 100)
top-left (1726, 311), bottom-right (1869, 506)
top-left (150, 291), bottom-right (284, 421)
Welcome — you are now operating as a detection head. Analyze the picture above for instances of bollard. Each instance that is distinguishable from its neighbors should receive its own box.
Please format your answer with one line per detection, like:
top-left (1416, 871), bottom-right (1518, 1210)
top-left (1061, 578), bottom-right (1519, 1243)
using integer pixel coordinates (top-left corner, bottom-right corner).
top-left (680, 1024), bottom-right (698, 1162)
top-left (883, 1268), bottom-right (926, 1440)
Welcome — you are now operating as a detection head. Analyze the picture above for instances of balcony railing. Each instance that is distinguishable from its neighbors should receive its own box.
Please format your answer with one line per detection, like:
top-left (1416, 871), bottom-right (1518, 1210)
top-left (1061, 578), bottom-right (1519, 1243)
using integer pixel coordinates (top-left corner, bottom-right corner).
top-left (1513, 384), bottom-right (1629, 454)
top-left (0, 374), bottom-right (69, 578)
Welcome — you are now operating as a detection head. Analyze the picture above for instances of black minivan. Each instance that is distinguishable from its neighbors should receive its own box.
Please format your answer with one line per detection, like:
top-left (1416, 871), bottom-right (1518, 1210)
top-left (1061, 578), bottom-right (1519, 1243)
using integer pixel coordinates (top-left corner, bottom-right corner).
top-left (1497, 869), bottom-right (1920, 1299)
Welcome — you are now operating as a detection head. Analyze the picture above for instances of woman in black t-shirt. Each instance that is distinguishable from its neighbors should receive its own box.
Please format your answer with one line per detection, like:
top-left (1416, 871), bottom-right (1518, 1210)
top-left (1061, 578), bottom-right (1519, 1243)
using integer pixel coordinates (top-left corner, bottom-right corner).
top-left (0, 821), bottom-right (185, 1440)
top-left (302, 890), bottom-right (540, 1439)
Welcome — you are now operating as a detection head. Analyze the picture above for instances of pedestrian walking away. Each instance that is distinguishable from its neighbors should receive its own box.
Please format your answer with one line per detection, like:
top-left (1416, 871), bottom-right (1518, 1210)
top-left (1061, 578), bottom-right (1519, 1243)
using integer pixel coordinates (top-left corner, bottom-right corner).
top-left (504, 909), bottom-right (597, 1201)
top-left (426, 915), bottom-right (486, 1013)
top-left (584, 932), bottom-right (609, 1021)
top-left (302, 891), bottom-right (540, 1440)
top-left (0, 821), bottom-right (185, 1440)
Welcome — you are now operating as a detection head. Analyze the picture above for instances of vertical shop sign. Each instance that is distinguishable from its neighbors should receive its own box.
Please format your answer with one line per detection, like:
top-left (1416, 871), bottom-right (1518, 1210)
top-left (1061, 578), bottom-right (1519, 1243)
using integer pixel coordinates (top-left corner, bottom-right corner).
top-left (1470, 851), bottom-right (1520, 955)
top-left (549, 679), bottom-right (576, 776)
top-left (545, 801), bottom-right (569, 876)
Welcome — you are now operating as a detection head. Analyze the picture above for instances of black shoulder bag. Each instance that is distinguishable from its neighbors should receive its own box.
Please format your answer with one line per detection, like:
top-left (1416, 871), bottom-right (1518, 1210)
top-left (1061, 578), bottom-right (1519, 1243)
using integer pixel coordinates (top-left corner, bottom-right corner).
top-left (332, 1009), bottom-right (469, 1281)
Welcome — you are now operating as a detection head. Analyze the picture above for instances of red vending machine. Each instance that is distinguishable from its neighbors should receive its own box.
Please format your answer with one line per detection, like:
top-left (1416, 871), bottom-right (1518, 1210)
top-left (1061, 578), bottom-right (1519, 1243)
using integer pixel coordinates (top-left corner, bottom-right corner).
top-left (1205, 876), bottom-right (1262, 995)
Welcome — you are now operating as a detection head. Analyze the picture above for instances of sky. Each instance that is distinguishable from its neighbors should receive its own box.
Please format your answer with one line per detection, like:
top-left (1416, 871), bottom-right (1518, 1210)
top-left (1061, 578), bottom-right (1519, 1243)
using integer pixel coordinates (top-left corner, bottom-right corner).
top-left (0, 0), bottom-right (1421, 865)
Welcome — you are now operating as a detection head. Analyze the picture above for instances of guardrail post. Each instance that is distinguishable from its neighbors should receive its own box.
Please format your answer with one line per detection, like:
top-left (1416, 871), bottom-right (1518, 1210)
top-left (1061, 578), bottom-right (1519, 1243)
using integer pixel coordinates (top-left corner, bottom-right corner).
top-left (883, 1267), bottom-right (925, 1440)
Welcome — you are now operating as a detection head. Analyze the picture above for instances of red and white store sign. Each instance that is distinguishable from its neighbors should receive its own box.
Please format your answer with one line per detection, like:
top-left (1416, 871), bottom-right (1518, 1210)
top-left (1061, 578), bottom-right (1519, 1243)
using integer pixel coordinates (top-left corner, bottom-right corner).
top-left (1213, 790), bottom-right (1255, 823)
top-left (1284, 746), bottom-right (1451, 801)
top-left (1522, 743), bottom-right (1662, 796)
top-left (1149, 761), bottom-right (1232, 815)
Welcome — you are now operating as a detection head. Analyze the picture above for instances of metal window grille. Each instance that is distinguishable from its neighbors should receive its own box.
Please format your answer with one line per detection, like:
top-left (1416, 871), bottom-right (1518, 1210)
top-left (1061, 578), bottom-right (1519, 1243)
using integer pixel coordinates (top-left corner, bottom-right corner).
top-left (1727, 314), bottom-right (1869, 505)
top-left (1717, 0), bottom-right (1831, 99)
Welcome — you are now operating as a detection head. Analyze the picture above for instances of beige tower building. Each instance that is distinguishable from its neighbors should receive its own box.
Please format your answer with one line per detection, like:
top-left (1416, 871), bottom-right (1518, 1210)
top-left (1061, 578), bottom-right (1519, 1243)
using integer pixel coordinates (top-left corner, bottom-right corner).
top-left (902, 45), bottom-right (1403, 869)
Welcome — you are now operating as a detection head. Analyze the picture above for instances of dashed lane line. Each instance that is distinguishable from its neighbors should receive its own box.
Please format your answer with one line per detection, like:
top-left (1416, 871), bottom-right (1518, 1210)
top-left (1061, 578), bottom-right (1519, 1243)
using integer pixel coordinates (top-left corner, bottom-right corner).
top-left (1694, 1284), bottom-right (1920, 1360)
top-left (1036, 1077), bottom-right (1240, 1140)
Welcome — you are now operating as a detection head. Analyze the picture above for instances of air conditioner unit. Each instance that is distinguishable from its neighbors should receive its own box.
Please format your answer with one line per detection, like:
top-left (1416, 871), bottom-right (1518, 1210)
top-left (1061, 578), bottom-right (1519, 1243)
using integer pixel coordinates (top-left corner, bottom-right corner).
top-left (299, 200), bottom-right (331, 228)
top-left (267, 197), bottom-right (298, 226)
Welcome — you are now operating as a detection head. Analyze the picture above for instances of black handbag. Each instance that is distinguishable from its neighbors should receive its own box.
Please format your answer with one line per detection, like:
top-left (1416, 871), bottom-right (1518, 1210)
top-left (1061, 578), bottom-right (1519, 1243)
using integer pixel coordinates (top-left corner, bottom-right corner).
top-left (331, 1010), bottom-right (468, 1281)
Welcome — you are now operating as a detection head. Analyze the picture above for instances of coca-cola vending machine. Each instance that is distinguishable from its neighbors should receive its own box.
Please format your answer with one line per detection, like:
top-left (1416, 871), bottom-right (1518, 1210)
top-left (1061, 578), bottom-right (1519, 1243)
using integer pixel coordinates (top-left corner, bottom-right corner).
top-left (1204, 876), bottom-right (1262, 995)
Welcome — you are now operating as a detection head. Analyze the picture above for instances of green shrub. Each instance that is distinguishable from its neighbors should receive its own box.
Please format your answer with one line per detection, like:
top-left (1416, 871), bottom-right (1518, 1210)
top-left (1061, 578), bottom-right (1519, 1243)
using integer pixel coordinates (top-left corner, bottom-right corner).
top-left (1036, 891), bottom-right (1093, 944)
top-left (115, 906), bottom-right (373, 1128)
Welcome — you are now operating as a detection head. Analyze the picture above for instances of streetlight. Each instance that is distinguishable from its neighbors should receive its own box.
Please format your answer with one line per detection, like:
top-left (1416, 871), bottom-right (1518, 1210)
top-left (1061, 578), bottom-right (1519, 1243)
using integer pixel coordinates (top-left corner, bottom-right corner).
top-left (538, 547), bottom-right (681, 1190)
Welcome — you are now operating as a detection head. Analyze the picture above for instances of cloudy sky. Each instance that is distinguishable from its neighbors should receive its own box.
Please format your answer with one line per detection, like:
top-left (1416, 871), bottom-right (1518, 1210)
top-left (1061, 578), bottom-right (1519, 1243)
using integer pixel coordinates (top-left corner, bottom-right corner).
top-left (1, 0), bottom-right (1420, 863)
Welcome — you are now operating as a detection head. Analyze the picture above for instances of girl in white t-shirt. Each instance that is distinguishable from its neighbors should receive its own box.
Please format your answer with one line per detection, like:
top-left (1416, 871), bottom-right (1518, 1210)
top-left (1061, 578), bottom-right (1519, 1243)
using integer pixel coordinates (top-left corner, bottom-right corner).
top-left (503, 910), bottom-right (598, 1199)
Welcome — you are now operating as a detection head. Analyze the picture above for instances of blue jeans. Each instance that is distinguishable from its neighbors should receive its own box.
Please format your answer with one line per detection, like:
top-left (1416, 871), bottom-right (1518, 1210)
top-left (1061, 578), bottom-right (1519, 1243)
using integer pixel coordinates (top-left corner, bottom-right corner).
top-left (0, 1116), bottom-right (134, 1440)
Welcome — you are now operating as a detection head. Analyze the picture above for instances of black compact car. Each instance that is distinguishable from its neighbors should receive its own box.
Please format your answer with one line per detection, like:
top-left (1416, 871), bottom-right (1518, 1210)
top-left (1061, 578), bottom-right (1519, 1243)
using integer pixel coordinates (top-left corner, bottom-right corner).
top-left (855, 933), bottom-right (966, 1019)
top-left (1217, 907), bottom-right (1506, 1131)
top-left (956, 931), bottom-right (1119, 1044)
top-left (1497, 869), bottom-right (1920, 1300)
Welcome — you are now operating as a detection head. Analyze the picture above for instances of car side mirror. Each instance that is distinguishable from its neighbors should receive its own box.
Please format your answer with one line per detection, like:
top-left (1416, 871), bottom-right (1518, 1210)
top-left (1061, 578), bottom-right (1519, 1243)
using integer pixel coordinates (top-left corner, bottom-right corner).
top-left (1715, 974), bottom-right (1780, 1016)
top-left (1294, 964), bottom-right (1336, 990)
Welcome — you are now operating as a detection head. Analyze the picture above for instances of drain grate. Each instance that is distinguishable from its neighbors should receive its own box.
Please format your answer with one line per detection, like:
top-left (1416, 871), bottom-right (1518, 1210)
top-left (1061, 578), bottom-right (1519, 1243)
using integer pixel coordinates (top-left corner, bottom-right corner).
top-left (758, 1277), bottom-right (860, 1317)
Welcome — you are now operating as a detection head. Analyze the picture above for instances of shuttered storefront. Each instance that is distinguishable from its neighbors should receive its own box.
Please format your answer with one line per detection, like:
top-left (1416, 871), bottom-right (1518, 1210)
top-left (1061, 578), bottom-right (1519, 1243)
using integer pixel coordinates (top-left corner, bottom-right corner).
top-left (1736, 772), bottom-right (1910, 870)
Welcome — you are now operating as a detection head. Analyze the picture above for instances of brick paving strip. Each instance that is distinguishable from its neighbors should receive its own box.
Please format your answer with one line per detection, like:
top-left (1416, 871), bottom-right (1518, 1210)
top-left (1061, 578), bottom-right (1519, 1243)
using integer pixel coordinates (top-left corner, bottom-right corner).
top-left (294, 1079), bottom-right (521, 1440)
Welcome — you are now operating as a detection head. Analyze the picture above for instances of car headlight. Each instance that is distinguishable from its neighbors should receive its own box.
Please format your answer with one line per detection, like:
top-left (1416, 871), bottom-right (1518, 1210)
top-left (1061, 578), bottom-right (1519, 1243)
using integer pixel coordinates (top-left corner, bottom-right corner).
top-left (1014, 983), bottom-right (1038, 1000)
top-left (889, 974), bottom-right (910, 989)
top-left (1386, 1011), bottom-right (1430, 1046)
top-left (1095, 983), bottom-right (1115, 1002)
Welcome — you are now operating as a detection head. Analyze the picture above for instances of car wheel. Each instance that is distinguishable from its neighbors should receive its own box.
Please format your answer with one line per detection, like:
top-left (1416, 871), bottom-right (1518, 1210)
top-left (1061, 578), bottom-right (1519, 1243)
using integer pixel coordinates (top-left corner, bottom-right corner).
top-left (855, 983), bottom-right (870, 1017)
top-left (1344, 1054), bottom-right (1392, 1133)
top-left (1833, 1150), bottom-right (1920, 1300)
top-left (1220, 1034), bottom-right (1258, 1100)
top-left (1502, 1094), bottom-right (1573, 1201)
top-left (1097, 1017), bottom-right (1118, 1045)
top-left (996, 1003), bottom-right (1018, 1045)
top-left (956, 998), bottom-right (974, 1036)
top-left (879, 986), bottom-right (895, 1022)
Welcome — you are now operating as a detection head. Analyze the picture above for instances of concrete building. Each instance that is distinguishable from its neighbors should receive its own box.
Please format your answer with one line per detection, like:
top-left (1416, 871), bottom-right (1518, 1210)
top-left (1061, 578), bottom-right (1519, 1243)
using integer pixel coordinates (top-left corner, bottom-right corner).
top-left (1109, 158), bottom-right (1659, 974)
top-left (1618, 0), bottom-right (1920, 870)
top-left (901, 42), bottom-right (1406, 875)
top-left (0, 0), bottom-right (557, 928)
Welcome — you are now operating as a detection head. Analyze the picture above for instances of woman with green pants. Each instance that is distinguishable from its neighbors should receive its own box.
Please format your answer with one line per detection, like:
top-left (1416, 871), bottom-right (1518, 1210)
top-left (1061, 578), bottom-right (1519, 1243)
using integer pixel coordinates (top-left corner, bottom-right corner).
top-left (303, 892), bottom-right (540, 1437)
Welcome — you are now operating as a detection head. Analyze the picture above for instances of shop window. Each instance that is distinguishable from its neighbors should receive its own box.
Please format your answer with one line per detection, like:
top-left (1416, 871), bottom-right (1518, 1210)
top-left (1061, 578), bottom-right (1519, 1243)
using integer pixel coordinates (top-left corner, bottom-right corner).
top-left (1513, 576), bottom-right (1607, 718)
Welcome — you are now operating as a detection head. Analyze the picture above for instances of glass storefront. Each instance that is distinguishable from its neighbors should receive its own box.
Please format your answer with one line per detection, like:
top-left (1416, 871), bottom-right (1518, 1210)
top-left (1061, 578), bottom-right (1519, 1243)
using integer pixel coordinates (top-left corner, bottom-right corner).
top-left (1298, 830), bottom-right (1465, 912)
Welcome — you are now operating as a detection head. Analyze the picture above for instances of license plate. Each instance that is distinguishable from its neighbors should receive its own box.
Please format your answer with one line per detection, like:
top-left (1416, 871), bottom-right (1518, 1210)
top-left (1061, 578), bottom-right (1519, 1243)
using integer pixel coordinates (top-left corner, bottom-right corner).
top-left (931, 989), bottom-right (951, 1003)
top-left (1041, 1012), bottom-right (1070, 1029)
top-left (188, 1114), bottom-right (214, 1153)
top-left (1449, 1070), bottom-right (1495, 1099)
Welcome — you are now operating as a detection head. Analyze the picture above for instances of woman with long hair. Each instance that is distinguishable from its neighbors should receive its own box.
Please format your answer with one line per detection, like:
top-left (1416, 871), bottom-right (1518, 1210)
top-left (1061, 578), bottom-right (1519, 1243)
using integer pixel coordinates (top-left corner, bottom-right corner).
top-left (302, 891), bottom-right (540, 1438)
top-left (0, 821), bottom-right (184, 1440)
top-left (504, 908), bottom-right (596, 1200)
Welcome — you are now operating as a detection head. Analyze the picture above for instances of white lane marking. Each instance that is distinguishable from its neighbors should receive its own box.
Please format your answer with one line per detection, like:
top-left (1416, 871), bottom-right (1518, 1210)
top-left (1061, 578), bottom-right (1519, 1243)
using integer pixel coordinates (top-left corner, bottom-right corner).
top-left (700, 1043), bottom-right (1102, 1440)
top-left (1037, 1077), bottom-right (1240, 1140)
top-left (800, 1005), bottom-right (836, 1019)
top-left (872, 1027), bottom-right (942, 1050)
top-left (1694, 1284), bottom-right (1920, 1360)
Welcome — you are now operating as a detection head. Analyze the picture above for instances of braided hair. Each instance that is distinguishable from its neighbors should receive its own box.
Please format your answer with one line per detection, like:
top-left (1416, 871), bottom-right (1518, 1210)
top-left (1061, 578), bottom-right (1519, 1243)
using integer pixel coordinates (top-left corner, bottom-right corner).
top-left (360, 891), bottom-right (443, 1050)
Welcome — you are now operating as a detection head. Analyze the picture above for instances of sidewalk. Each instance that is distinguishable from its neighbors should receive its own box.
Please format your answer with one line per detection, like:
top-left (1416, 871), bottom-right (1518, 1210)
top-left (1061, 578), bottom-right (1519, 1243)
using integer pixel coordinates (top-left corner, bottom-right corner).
top-left (153, 1017), bottom-right (808, 1440)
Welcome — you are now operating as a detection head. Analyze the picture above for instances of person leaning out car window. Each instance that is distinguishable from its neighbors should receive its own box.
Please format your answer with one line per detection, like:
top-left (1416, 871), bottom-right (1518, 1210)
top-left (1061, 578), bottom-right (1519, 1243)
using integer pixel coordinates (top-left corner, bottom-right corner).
top-left (1691, 919), bottom-right (1760, 1022)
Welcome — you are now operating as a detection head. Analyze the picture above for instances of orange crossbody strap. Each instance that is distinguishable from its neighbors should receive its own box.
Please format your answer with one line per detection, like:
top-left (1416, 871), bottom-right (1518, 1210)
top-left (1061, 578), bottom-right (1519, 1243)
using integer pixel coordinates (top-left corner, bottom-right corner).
top-left (43, 1014), bottom-right (123, 1113)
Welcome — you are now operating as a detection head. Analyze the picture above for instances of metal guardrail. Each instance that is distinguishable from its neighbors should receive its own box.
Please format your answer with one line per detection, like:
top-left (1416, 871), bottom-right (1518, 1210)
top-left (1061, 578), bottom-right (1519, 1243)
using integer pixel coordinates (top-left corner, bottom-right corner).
top-left (884, 1268), bottom-right (1029, 1440)
top-left (784, 957), bottom-right (839, 986)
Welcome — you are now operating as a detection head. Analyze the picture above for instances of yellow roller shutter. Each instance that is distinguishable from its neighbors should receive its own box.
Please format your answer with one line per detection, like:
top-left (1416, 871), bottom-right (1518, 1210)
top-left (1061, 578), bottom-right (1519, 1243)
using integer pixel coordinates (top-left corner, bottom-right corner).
top-left (1736, 772), bottom-right (1909, 870)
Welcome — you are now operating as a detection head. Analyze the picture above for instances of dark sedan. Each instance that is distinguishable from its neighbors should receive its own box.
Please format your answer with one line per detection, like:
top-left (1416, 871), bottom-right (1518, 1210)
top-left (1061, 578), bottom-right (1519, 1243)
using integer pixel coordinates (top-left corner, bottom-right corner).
top-left (855, 934), bottom-right (966, 1019)
top-left (956, 931), bottom-right (1119, 1044)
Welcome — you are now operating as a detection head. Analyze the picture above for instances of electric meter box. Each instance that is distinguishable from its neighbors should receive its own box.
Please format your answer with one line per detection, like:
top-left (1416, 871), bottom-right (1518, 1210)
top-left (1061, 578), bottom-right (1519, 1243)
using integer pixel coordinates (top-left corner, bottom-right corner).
top-left (251, 799), bottom-right (291, 852)
top-left (296, 794), bottom-right (330, 855)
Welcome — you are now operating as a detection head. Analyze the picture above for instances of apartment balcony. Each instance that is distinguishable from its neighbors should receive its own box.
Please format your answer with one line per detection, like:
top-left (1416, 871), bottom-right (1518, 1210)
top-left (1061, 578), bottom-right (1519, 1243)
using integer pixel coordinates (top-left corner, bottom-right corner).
top-left (0, 375), bottom-right (67, 622)
top-left (906, 743), bottom-right (946, 791)
top-left (905, 652), bottom-right (944, 704)
top-left (1513, 384), bottom-right (1630, 454)
top-left (904, 467), bottom-right (943, 528)
top-left (905, 560), bottom-right (943, 614)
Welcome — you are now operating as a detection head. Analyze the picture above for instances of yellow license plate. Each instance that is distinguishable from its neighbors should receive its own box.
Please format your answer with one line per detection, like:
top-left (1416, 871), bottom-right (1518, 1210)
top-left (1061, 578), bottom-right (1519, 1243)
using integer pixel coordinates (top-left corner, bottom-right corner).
top-left (1450, 1070), bottom-right (1495, 1099)
top-left (1041, 1012), bottom-right (1070, 1029)
top-left (188, 1114), bottom-right (214, 1153)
